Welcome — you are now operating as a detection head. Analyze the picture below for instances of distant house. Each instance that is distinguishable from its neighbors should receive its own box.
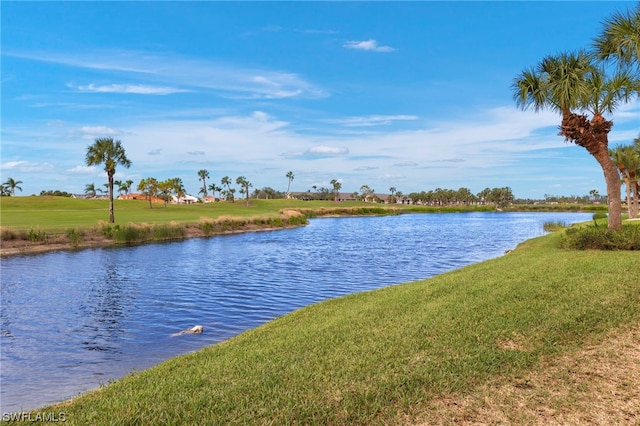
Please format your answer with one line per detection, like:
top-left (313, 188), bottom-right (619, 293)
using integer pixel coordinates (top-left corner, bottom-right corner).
top-left (172, 194), bottom-right (199, 204)
top-left (202, 195), bottom-right (216, 203)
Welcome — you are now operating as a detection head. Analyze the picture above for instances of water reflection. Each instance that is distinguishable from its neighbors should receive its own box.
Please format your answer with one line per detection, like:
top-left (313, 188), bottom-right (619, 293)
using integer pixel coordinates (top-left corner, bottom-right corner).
top-left (0, 212), bottom-right (592, 412)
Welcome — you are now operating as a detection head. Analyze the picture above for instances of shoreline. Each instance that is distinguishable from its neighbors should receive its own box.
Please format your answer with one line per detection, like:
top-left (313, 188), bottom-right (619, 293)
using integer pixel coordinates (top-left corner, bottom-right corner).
top-left (0, 222), bottom-right (304, 258)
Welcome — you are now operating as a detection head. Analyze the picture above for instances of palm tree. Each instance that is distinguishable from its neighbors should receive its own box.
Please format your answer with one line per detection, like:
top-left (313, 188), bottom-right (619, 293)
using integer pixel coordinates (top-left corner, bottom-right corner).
top-left (84, 183), bottom-right (99, 198)
top-left (610, 144), bottom-right (640, 218)
top-left (170, 177), bottom-right (186, 203)
top-left (85, 137), bottom-right (131, 223)
top-left (330, 179), bottom-right (342, 203)
top-left (208, 183), bottom-right (221, 201)
top-left (3, 178), bottom-right (23, 196)
top-left (513, 51), bottom-right (637, 230)
top-left (125, 179), bottom-right (134, 195)
top-left (286, 171), bottom-right (294, 198)
top-left (593, 5), bottom-right (640, 69)
top-left (221, 176), bottom-right (233, 202)
top-left (198, 169), bottom-right (210, 201)
top-left (236, 176), bottom-right (252, 206)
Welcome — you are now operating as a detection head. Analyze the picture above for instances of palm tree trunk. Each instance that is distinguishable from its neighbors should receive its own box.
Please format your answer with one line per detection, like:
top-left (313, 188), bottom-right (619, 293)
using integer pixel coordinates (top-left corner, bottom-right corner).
top-left (108, 174), bottom-right (115, 223)
top-left (598, 153), bottom-right (623, 230)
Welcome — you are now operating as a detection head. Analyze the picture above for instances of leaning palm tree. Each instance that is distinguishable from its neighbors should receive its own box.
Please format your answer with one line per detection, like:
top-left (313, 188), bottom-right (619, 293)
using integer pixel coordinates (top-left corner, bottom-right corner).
top-left (3, 178), bottom-right (23, 196)
top-left (85, 137), bottom-right (132, 223)
top-left (285, 171), bottom-right (294, 198)
top-left (513, 51), bottom-right (637, 230)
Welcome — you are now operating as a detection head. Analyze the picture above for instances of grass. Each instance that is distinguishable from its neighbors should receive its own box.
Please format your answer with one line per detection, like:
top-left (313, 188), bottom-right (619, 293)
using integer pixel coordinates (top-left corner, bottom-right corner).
top-left (20, 227), bottom-right (638, 425)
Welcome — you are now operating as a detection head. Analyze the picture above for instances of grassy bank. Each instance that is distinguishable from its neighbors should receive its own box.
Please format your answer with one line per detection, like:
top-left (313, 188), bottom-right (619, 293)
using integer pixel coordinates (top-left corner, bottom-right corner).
top-left (19, 229), bottom-right (637, 425)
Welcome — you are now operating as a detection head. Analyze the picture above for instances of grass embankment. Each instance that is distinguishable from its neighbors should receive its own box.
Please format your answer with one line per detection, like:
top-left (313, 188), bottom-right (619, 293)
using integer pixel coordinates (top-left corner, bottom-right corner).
top-left (25, 229), bottom-right (638, 425)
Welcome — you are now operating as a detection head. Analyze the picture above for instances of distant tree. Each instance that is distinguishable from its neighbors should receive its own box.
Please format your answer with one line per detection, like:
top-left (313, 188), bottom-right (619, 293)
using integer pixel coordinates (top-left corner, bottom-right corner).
top-left (236, 176), bottom-right (252, 206)
top-left (137, 177), bottom-right (159, 208)
top-left (208, 183), bottom-right (221, 201)
top-left (85, 137), bottom-right (131, 223)
top-left (198, 169), bottom-right (210, 201)
top-left (3, 178), bottom-right (23, 196)
top-left (286, 171), bottom-right (294, 197)
top-left (589, 189), bottom-right (601, 202)
top-left (39, 190), bottom-right (73, 197)
top-left (330, 179), bottom-right (342, 203)
top-left (359, 185), bottom-right (375, 203)
top-left (221, 176), bottom-right (234, 203)
top-left (157, 179), bottom-right (173, 207)
top-left (170, 177), bottom-right (186, 203)
top-left (388, 186), bottom-right (397, 204)
top-left (84, 183), bottom-right (101, 198)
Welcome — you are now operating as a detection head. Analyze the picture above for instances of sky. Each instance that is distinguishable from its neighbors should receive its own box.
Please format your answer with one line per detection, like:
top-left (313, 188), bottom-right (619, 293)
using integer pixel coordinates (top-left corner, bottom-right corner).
top-left (2, 1), bottom-right (639, 200)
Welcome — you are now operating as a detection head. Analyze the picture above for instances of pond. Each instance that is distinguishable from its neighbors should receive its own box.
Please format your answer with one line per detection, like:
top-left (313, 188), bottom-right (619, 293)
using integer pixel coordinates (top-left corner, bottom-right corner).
top-left (0, 212), bottom-right (592, 412)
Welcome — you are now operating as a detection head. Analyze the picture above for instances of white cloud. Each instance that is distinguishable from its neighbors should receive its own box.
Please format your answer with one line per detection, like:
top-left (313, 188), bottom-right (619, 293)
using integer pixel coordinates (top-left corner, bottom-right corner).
top-left (1, 160), bottom-right (54, 172)
top-left (73, 83), bottom-right (188, 95)
top-left (343, 39), bottom-right (395, 52)
top-left (10, 49), bottom-right (327, 100)
top-left (66, 165), bottom-right (97, 174)
top-left (306, 146), bottom-right (350, 156)
top-left (329, 115), bottom-right (418, 127)
top-left (74, 126), bottom-right (121, 140)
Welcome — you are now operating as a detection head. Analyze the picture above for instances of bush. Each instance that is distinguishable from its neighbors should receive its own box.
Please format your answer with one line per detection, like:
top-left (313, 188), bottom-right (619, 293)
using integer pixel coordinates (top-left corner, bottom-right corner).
top-left (561, 224), bottom-right (640, 250)
top-left (28, 228), bottom-right (48, 243)
top-left (152, 224), bottom-right (185, 240)
top-left (1, 227), bottom-right (18, 241)
top-left (66, 228), bottom-right (84, 247)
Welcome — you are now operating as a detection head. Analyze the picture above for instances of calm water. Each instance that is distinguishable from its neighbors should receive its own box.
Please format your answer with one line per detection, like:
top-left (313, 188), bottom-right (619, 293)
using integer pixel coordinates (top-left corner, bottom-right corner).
top-left (0, 212), bottom-right (591, 412)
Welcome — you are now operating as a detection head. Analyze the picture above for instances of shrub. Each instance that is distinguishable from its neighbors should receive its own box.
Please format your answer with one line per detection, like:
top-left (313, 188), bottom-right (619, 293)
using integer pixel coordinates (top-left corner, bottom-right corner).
top-left (152, 223), bottom-right (185, 240)
top-left (27, 228), bottom-right (48, 243)
top-left (561, 224), bottom-right (640, 250)
top-left (112, 224), bottom-right (151, 244)
top-left (199, 219), bottom-right (216, 236)
top-left (66, 228), bottom-right (84, 247)
top-left (1, 227), bottom-right (18, 241)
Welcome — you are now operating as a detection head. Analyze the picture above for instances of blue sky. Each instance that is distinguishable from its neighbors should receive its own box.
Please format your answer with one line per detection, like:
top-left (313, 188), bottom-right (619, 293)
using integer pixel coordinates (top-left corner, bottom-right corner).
top-left (2, 1), bottom-right (639, 199)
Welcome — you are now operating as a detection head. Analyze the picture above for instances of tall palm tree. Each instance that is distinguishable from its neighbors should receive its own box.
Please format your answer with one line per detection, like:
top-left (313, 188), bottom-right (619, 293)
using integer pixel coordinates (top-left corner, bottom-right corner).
top-left (125, 179), bottom-right (134, 195)
top-left (285, 171), bottom-right (294, 198)
top-left (221, 176), bottom-right (233, 202)
top-left (236, 176), bottom-right (252, 206)
top-left (513, 51), bottom-right (637, 230)
top-left (611, 144), bottom-right (640, 218)
top-left (330, 179), bottom-right (342, 203)
top-left (85, 137), bottom-right (131, 223)
top-left (3, 178), bottom-right (23, 196)
top-left (198, 169), bottom-right (210, 201)
top-left (208, 183), bottom-right (221, 201)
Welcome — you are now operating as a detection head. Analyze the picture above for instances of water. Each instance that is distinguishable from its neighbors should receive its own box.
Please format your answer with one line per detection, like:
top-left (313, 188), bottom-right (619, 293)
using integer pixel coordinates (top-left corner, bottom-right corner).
top-left (0, 212), bottom-right (591, 412)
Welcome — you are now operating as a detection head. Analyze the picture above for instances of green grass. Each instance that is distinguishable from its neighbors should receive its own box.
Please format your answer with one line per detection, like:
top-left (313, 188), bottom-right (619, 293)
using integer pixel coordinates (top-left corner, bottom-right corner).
top-left (0, 197), bottom-right (407, 232)
top-left (26, 229), bottom-right (639, 425)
